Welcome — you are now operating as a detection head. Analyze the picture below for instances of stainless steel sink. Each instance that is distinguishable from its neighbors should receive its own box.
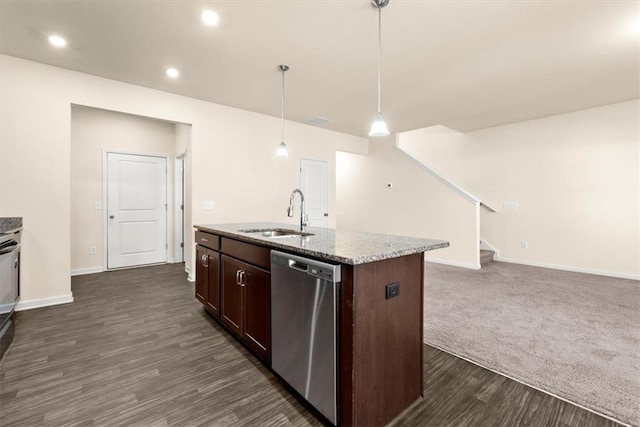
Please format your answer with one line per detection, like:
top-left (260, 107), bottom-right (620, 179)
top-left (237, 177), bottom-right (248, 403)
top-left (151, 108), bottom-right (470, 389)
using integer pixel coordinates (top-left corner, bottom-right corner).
top-left (238, 228), bottom-right (314, 238)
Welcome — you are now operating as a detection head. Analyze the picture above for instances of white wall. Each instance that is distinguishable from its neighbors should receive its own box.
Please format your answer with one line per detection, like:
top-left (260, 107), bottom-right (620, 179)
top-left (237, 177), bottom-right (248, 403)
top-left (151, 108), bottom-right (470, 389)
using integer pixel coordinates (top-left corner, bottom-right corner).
top-left (399, 100), bottom-right (639, 278)
top-left (336, 136), bottom-right (479, 268)
top-left (0, 55), bottom-right (368, 307)
top-left (70, 106), bottom-right (177, 273)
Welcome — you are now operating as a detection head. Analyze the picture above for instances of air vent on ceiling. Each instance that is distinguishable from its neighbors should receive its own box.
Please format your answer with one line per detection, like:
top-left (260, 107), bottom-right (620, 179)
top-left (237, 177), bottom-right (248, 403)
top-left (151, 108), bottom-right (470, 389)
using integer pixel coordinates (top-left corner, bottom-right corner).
top-left (307, 117), bottom-right (332, 127)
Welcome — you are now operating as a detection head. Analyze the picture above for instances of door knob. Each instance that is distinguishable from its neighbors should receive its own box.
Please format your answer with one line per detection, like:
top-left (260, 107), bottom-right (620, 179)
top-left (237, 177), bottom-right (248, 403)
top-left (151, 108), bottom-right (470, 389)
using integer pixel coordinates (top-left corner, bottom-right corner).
top-left (109, 215), bottom-right (115, 219)
top-left (324, 213), bottom-right (329, 217)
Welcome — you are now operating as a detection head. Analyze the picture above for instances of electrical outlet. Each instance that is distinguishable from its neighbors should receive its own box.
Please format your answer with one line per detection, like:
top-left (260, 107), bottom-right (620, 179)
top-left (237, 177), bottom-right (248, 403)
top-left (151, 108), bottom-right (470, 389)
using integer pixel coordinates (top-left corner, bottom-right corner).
top-left (521, 241), bottom-right (529, 249)
top-left (385, 282), bottom-right (400, 299)
top-left (503, 201), bottom-right (518, 210)
top-left (89, 245), bottom-right (97, 255)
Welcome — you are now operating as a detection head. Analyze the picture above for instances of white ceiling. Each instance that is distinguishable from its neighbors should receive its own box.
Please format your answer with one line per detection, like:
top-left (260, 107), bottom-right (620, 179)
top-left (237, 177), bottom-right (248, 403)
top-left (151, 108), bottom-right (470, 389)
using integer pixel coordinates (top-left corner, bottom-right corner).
top-left (1, 0), bottom-right (638, 136)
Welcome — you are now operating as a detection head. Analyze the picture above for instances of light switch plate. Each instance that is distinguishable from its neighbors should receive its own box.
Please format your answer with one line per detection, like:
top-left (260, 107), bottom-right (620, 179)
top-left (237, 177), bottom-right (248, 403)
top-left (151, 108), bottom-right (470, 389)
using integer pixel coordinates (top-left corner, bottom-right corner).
top-left (503, 201), bottom-right (518, 210)
top-left (202, 200), bottom-right (215, 210)
top-left (94, 201), bottom-right (102, 210)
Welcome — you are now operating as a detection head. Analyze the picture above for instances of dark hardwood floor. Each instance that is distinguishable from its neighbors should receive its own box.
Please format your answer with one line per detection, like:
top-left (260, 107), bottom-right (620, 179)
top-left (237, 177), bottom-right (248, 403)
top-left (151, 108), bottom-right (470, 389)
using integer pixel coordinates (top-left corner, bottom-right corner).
top-left (0, 264), bottom-right (620, 426)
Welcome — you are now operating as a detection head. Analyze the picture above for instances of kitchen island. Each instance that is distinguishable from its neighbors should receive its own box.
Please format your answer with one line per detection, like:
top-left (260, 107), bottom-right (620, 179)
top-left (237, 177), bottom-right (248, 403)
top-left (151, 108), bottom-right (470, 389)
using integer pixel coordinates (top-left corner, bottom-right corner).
top-left (194, 222), bottom-right (448, 426)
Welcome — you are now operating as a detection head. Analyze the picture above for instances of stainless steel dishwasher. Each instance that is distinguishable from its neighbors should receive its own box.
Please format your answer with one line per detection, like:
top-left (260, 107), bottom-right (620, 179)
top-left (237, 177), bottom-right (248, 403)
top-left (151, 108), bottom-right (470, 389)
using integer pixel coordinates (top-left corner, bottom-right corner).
top-left (271, 250), bottom-right (341, 425)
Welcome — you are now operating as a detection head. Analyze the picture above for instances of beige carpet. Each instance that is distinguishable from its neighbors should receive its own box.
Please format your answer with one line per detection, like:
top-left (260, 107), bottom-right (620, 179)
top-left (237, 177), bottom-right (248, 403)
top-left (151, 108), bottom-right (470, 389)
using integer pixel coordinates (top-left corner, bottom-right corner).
top-left (423, 261), bottom-right (640, 426)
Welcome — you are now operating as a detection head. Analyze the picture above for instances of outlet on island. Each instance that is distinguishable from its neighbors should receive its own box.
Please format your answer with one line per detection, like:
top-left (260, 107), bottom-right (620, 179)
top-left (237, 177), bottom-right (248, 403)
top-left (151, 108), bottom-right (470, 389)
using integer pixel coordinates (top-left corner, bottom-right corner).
top-left (385, 282), bottom-right (400, 299)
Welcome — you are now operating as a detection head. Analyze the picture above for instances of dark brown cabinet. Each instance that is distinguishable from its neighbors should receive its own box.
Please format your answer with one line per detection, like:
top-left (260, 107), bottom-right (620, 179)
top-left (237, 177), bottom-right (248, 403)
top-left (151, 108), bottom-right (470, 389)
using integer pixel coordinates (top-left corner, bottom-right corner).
top-left (195, 234), bottom-right (221, 318)
top-left (204, 249), bottom-right (220, 316)
top-left (220, 255), bottom-right (243, 335)
top-left (240, 261), bottom-right (270, 360)
top-left (221, 254), bottom-right (271, 362)
top-left (196, 230), bottom-right (271, 364)
top-left (195, 245), bottom-right (208, 304)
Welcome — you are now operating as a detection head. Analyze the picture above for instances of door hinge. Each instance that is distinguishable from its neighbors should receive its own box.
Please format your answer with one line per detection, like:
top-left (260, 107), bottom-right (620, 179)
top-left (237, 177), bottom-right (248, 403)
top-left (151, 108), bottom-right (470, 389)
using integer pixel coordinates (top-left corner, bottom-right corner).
top-left (165, 204), bottom-right (168, 210)
top-left (180, 204), bottom-right (184, 210)
top-left (166, 243), bottom-right (168, 249)
top-left (180, 242), bottom-right (184, 248)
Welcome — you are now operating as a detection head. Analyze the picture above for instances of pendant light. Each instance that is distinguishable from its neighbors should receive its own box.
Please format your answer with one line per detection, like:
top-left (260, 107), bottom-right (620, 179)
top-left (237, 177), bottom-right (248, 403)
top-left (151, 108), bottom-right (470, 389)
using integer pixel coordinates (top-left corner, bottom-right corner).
top-left (369, 0), bottom-right (390, 137)
top-left (276, 64), bottom-right (290, 157)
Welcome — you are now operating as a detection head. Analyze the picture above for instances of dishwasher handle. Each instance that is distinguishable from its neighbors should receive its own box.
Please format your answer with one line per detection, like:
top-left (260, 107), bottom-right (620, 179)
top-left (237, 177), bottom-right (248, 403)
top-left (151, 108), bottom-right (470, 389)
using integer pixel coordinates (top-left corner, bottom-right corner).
top-left (271, 250), bottom-right (341, 283)
top-left (288, 259), bottom-right (308, 272)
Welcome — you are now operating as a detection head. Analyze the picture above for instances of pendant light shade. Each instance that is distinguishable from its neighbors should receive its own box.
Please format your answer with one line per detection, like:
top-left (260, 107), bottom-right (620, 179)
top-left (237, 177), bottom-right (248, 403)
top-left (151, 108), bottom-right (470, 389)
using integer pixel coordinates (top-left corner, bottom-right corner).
top-left (369, 0), bottom-right (390, 137)
top-left (276, 141), bottom-right (288, 157)
top-left (369, 113), bottom-right (390, 137)
top-left (276, 64), bottom-right (290, 157)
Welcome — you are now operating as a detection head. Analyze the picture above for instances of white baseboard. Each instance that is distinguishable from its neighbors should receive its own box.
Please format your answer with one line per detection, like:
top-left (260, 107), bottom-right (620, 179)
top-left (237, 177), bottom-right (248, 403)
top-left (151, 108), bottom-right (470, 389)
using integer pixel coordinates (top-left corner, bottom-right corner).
top-left (16, 294), bottom-right (74, 311)
top-left (495, 256), bottom-right (640, 281)
top-left (71, 267), bottom-right (104, 276)
top-left (185, 265), bottom-right (195, 282)
top-left (425, 257), bottom-right (481, 270)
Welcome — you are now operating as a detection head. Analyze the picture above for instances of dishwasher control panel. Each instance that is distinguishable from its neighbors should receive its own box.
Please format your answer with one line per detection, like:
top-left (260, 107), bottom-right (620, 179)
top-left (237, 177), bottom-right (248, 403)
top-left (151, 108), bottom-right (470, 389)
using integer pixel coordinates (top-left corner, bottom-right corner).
top-left (271, 251), bottom-right (341, 283)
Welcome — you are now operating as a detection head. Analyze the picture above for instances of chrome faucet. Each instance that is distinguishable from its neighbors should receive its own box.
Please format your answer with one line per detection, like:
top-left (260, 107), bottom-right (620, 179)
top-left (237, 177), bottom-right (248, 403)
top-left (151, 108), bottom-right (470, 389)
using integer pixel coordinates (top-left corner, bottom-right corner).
top-left (287, 189), bottom-right (309, 230)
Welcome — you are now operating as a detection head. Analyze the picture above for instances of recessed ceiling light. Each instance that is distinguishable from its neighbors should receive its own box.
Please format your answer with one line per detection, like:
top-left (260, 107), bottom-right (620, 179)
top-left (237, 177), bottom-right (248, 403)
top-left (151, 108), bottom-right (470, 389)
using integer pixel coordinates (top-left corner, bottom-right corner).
top-left (201, 10), bottom-right (220, 26)
top-left (48, 34), bottom-right (67, 48)
top-left (166, 68), bottom-right (180, 79)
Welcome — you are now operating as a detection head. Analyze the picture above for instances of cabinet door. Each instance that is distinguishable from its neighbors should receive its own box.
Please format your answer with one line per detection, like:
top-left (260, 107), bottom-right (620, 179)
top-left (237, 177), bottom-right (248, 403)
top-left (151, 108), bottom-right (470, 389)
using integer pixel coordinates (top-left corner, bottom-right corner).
top-left (221, 255), bottom-right (243, 336)
top-left (205, 249), bottom-right (220, 317)
top-left (195, 245), bottom-right (208, 304)
top-left (242, 262), bottom-right (271, 362)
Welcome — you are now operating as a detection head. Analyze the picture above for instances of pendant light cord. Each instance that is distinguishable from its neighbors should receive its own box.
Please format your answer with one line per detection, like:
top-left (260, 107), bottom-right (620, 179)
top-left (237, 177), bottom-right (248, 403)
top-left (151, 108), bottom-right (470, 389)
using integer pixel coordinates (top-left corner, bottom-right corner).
top-left (377, 5), bottom-right (382, 115)
top-left (281, 68), bottom-right (285, 141)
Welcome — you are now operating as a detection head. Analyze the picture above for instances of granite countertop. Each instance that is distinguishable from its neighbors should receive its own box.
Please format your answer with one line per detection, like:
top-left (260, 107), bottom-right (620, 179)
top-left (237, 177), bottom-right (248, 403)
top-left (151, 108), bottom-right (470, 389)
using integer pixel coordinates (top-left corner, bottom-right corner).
top-left (195, 222), bottom-right (449, 265)
top-left (0, 217), bottom-right (23, 234)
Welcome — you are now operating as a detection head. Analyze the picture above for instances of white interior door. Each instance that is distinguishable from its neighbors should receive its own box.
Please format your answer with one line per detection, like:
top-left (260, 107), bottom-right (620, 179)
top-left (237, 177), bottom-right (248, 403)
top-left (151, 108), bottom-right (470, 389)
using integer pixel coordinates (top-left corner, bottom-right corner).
top-left (300, 158), bottom-right (329, 228)
top-left (107, 152), bottom-right (167, 269)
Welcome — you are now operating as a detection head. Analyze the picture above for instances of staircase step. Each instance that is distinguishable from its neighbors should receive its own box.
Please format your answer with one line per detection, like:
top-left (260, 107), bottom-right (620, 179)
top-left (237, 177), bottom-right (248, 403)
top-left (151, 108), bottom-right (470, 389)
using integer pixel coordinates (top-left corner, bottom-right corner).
top-left (480, 250), bottom-right (495, 267)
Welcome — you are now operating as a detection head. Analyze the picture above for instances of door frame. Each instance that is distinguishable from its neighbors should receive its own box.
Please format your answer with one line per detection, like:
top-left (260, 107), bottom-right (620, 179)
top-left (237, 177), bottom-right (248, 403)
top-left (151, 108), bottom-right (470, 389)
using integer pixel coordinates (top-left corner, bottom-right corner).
top-left (300, 157), bottom-right (330, 227)
top-left (174, 153), bottom-right (186, 263)
top-left (102, 149), bottom-right (170, 270)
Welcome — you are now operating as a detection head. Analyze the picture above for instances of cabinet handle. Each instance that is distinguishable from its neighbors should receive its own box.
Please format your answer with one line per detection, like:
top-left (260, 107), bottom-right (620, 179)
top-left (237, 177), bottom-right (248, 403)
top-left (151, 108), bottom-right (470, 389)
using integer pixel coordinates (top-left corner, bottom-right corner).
top-left (200, 238), bottom-right (208, 242)
top-left (235, 270), bottom-right (241, 285)
top-left (239, 270), bottom-right (246, 287)
top-left (204, 254), bottom-right (209, 268)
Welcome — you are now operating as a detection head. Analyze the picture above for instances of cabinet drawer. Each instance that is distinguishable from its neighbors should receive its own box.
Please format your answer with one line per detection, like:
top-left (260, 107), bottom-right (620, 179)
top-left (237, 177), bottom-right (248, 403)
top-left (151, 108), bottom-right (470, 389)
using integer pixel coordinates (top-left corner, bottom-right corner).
top-left (195, 231), bottom-right (219, 250)
top-left (221, 237), bottom-right (270, 270)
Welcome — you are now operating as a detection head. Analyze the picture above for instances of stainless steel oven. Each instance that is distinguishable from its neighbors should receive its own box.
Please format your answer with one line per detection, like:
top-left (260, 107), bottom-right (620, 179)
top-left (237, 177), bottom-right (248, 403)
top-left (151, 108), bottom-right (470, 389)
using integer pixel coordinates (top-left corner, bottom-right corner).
top-left (0, 229), bottom-right (20, 360)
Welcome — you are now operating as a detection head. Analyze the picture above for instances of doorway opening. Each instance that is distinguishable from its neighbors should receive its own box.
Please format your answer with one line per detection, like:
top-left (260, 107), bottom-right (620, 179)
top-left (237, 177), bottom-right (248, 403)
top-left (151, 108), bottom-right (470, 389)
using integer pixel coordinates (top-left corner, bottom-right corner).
top-left (174, 154), bottom-right (186, 263)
